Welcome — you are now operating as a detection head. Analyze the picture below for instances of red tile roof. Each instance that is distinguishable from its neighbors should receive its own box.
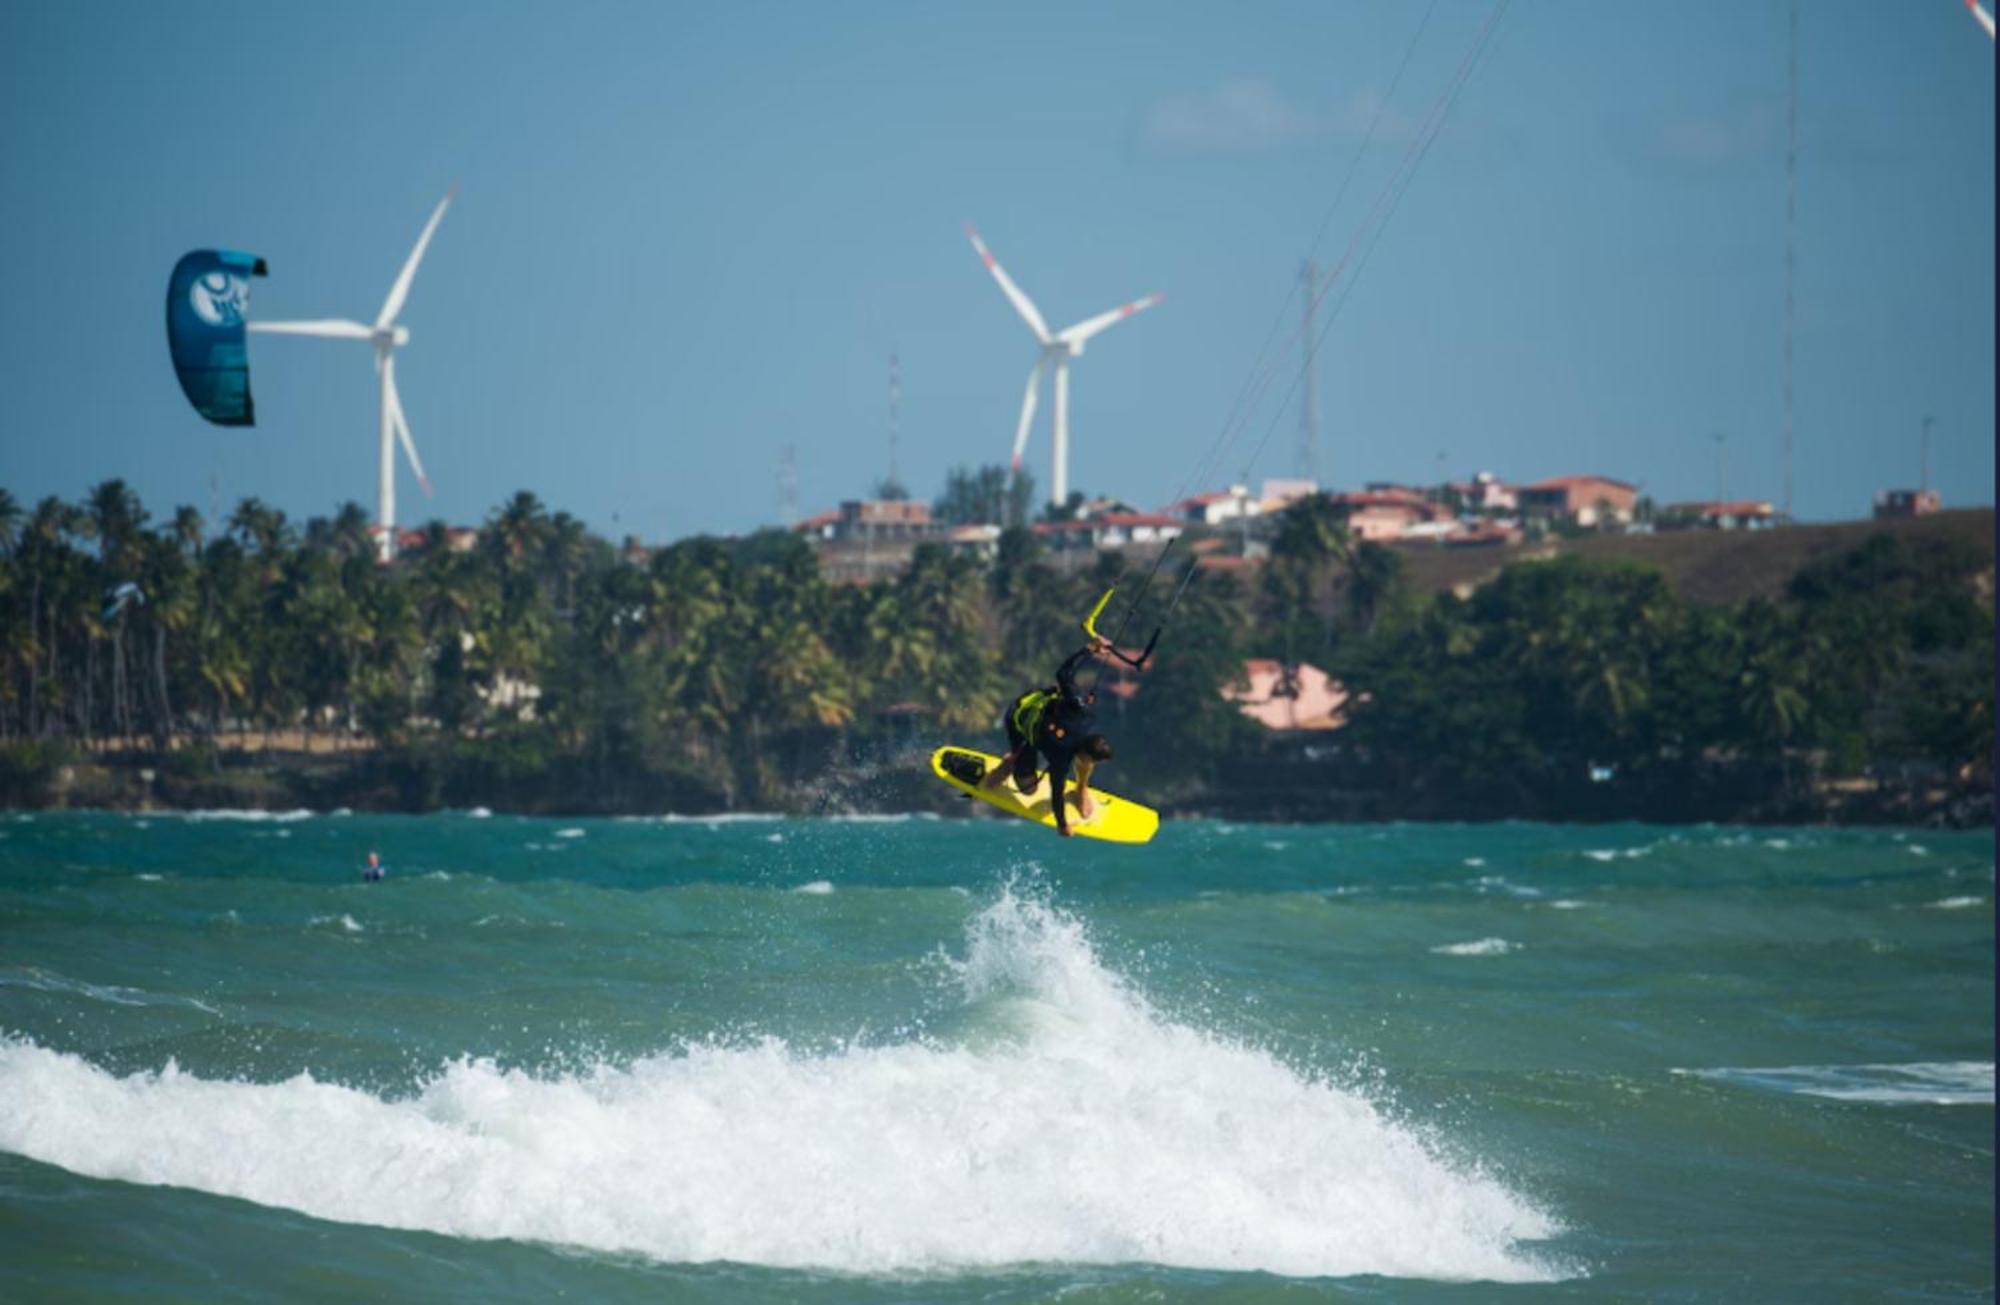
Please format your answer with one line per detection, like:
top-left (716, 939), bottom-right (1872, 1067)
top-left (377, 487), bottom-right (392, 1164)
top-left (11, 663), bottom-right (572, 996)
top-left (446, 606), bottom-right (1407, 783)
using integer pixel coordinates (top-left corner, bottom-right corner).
top-left (1523, 474), bottom-right (1637, 492)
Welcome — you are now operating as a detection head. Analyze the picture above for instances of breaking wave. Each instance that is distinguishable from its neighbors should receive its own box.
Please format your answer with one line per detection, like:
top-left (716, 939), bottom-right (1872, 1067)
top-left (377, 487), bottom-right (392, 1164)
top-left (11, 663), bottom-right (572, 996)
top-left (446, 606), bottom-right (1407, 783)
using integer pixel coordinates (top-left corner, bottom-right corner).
top-left (0, 888), bottom-right (1565, 1281)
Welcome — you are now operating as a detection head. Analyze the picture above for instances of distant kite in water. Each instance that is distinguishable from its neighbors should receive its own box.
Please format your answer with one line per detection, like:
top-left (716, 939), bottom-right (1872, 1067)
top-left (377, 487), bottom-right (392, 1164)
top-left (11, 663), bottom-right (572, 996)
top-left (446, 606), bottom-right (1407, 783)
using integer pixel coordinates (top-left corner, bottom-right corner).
top-left (166, 250), bottom-right (268, 425)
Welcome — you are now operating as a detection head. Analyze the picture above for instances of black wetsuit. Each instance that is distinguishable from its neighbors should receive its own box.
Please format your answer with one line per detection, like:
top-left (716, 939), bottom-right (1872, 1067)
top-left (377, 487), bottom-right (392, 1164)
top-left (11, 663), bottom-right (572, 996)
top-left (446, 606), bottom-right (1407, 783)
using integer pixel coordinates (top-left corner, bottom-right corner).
top-left (1003, 646), bottom-right (1098, 831)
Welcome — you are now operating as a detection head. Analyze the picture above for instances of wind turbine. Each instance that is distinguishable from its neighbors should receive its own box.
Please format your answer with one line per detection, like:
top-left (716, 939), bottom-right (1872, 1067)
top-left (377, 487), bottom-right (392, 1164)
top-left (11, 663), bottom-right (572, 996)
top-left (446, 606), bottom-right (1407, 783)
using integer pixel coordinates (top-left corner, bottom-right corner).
top-left (966, 226), bottom-right (1162, 508)
top-left (249, 191), bottom-right (453, 562)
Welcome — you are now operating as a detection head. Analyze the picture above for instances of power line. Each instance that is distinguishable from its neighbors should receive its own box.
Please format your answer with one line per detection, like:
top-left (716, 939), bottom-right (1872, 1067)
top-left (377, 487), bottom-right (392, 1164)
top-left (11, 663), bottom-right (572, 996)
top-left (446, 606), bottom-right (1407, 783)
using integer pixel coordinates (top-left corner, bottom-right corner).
top-left (1164, 0), bottom-right (1443, 512)
top-left (1297, 258), bottom-right (1321, 483)
top-left (1233, 0), bottom-right (1512, 492)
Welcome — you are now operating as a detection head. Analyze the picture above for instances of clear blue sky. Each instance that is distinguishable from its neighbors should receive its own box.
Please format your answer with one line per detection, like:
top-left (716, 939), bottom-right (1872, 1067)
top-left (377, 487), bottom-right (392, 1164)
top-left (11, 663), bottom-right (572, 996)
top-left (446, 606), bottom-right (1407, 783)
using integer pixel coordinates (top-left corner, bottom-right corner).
top-left (1, 1), bottom-right (1991, 540)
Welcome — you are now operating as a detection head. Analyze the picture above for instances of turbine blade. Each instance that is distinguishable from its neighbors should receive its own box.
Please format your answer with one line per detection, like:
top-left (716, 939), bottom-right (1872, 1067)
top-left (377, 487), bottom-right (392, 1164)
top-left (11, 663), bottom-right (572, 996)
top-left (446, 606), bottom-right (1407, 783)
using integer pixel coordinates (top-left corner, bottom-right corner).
top-left (248, 319), bottom-right (374, 339)
top-left (384, 361), bottom-right (433, 497)
top-left (1970, 0), bottom-right (1996, 39)
top-left (966, 225), bottom-right (1051, 343)
top-left (1009, 360), bottom-right (1043, 471)
top-left (376, 188), bottom-right (455, 330)
top-left (1057, 292), bottom-right (1165, 348)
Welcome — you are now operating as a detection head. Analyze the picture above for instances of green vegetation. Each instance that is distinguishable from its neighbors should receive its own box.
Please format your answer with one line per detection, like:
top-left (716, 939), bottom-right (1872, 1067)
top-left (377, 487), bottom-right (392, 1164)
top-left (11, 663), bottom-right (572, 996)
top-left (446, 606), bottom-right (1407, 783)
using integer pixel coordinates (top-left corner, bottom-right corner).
top-left (0, 483), bottom-right (1988, 821)
top-left (1262, 517), bottom-right (1992, 821)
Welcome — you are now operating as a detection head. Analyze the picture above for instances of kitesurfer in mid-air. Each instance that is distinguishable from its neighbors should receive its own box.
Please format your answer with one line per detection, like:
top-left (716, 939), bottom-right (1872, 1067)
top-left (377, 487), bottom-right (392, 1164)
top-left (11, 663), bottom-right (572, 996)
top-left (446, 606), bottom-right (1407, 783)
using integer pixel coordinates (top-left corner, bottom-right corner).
top-left (985, 635), bottom-right (1116, 837)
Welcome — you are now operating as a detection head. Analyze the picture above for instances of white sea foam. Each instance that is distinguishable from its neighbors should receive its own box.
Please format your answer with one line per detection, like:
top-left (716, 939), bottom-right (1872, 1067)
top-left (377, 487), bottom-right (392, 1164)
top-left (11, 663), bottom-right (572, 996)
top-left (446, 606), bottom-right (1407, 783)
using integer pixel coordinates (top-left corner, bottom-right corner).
top-left (1430, 938), bottom-right (1520, 957)
top-left (1925, 896), bottom-right (1985, 911)
top-left (135, 873), bottom-right (163, 882)
top-left (0, 890), bottom-right (1564, 1282)
top-left (180, 808), bottom-right (314, 823)
top-left (792, 881), bottom-right (835, 895)
top-left (1470, 876), bottom-right (1541, 899)
top-left (1675, 1061), bottom-right (1994, 1106)
top-left (1582, 850), bottom-right (1617, 863)
top-left (1547, 900), bottom-right (1589, 911)
top-left (467, 807), bottom-right (493, 819)
top-left (0, 967), bottom-right (219, 1016)
top-left (308, 914), bottom-right (364, 934)
top-left (764, 832), bottom-right (785, 844)
top-left (659, 812), bottom-right (785, 825)
top-left (1908, 845), bottom-right (1931, 857)
top-left (555, 828), bottom-right (586, 839)
top-left (1463, 857), bottom-right (1487, 868)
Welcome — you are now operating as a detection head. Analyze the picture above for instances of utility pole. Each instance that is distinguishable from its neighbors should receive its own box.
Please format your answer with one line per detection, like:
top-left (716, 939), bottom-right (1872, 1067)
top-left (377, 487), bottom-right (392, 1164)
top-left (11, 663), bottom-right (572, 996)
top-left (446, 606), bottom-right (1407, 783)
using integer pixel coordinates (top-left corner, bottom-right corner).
top-left (1921, 414), bottom-right (1933, 494)
top-left (1298, 259), bottom-right (1321, 485)
top-left (1712, 431), bottom-right (1726, 502)
top-left (1783, 0), bottom-right (1798, 522)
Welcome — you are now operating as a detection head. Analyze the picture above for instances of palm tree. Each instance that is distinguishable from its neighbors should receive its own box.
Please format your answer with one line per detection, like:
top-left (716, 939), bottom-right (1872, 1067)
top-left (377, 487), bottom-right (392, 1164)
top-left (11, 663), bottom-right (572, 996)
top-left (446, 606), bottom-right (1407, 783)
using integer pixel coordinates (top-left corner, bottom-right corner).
top-left (87, 480), bottom-right (149, 743)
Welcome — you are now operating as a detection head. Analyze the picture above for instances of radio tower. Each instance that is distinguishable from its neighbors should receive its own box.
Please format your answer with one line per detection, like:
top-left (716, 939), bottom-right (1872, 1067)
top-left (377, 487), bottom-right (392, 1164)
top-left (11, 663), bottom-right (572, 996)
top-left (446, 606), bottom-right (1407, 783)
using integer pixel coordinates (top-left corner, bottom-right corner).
top-left (777, 444), bottom-right (798, 527)
top-left (1297, 259), bottom-right (1321, 485)
top-left (887, 351), bottom-right (902, 493)
top-left (1782, 0), bottom-right (1798, 522)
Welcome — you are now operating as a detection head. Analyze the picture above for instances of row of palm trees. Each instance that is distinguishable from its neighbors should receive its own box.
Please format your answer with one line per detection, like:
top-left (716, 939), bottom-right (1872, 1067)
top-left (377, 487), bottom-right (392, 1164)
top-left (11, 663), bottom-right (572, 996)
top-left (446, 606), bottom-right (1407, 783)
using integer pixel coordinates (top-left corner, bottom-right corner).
top-left (1, 480), bottom-right (1985, 814)
top-left (0, 483), bottom-right (1210, 803)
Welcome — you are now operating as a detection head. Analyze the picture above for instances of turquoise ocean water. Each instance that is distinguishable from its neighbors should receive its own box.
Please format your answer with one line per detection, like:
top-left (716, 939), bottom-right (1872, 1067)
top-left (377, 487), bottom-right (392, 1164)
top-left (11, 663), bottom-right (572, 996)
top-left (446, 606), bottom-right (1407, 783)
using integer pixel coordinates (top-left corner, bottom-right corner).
top-left (1, 810), bottom-right (1992, 1302)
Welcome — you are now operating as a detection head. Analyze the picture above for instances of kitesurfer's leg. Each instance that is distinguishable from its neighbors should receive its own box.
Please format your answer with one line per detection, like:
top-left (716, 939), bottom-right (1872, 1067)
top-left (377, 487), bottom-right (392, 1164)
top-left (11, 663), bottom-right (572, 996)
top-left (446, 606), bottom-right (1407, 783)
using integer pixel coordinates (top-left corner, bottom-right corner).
top-left (1011, 747), bottom-right (1040, 794)
top-left (1073, 756), bottom-right (1096, 819)
top-left (987, 694), bottom-right (1037, 792)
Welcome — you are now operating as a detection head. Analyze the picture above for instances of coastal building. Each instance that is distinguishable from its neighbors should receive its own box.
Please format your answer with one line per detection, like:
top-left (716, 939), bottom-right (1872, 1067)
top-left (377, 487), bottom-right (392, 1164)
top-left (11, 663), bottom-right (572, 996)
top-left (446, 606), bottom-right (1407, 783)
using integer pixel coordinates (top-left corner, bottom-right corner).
top-left (1873, 488), bottom-right (1942, 519)
top-left (392, 526), bottom-right (478, 555)
top-left (1441, 520), bottom-right (1522, 548)
top-left (1517, 475), bottom-right (1640, 528)
top-left (1031, 513), bottom-right (1186, 553)
top-left (1258, 477), bottom-right (1319, 512)
top-left (1223, 659), bottom-right (1349, 731)
top-left (1165, 485), bottom-right (1262, 526)
top-left (1658, 500), bottom-right (1778, 530)
top-left (1444, 472), bottom-right (1518, 513)
top-left (1327, 489), bottom-right (1450, 542)
top-left (795, 498), bottom-right (946, 584)
top-left (943, 523), bottom-right (1002, 560)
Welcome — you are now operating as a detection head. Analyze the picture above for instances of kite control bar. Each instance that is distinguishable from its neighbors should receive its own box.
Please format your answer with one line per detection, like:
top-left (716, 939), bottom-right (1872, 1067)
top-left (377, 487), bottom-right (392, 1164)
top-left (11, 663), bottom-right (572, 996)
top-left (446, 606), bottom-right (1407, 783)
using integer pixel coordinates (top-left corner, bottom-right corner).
top-left (1082, 586), bottom-right (1159, 670)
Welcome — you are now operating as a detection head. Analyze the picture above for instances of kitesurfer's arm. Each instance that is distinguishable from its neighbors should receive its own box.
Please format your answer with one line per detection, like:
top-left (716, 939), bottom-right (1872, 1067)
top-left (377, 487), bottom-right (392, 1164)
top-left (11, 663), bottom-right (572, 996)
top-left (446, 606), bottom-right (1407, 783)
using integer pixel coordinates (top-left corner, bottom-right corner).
top-left (1049, 752), bottom-right (1076, 836)
top-left (1054, 637), bottom-right (1110, 697)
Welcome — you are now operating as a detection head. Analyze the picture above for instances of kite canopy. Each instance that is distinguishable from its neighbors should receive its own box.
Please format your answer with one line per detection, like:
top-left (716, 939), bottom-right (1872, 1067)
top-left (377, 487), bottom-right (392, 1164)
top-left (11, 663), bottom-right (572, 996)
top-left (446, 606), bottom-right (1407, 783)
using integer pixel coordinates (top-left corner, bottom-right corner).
top-left (166, 249), bottom-right (267, 426)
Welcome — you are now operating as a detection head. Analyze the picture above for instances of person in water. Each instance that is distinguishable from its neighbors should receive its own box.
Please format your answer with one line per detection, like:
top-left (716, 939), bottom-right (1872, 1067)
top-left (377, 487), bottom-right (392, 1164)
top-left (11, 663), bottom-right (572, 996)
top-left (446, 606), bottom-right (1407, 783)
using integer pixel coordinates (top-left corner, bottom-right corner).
top-left (361, 851), bottom-right (386, 882)
top-left (985, 635), bottom-right (1116, 837)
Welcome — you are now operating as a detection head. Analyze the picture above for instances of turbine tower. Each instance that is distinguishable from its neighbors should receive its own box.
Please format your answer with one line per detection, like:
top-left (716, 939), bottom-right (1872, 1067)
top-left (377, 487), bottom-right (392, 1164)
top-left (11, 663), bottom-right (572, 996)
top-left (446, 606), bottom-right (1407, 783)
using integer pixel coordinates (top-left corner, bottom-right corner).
top-left (966, 226), bottom-right (1162, 507)
top-left (249, 191), bottom-right (453, 562)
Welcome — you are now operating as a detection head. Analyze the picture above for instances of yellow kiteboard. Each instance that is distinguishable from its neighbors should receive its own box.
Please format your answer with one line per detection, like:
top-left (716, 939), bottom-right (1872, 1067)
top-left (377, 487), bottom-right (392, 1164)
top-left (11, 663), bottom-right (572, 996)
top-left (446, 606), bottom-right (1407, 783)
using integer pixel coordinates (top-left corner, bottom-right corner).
top-left (930, 745), bottom-right (1159, 845)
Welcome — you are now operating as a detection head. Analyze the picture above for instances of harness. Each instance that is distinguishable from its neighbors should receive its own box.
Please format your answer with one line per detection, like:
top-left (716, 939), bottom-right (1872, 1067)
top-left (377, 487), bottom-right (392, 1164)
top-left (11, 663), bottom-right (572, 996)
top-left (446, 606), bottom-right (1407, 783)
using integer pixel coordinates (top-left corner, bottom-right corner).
top-left (1011, 687), bottom-right (1057, 740)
